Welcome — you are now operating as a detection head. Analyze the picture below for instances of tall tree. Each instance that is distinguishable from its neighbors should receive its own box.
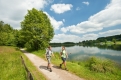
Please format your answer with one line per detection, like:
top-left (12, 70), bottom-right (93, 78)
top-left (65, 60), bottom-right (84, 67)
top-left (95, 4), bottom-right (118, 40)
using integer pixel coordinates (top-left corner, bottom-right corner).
top-left (112, 38), bottom-right (116, 45)
top-left (104, 39), bottom-right (107, 45)
top-left (21, 8), bottom-right (54, 50)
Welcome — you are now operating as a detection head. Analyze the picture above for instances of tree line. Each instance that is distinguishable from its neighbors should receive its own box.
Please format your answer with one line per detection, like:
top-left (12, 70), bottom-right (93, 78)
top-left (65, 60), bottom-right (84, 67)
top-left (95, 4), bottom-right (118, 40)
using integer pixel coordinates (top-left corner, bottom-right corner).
top-left (80, 34), bottom-right (121, 45)
top-left (50, 34), bottom-right (121, 46)
top-left (0, 8), bottom-right (54, 50)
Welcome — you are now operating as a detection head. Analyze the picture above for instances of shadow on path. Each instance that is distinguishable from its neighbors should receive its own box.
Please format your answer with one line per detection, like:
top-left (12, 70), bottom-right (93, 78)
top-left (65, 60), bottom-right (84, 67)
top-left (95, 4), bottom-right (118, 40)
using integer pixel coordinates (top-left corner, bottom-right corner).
top-left (39, 65), bottom-right (48, 70)
top-left (52, 66), bottom-right (60, 69)
top-left (39, 65), bottom-right (61, 71)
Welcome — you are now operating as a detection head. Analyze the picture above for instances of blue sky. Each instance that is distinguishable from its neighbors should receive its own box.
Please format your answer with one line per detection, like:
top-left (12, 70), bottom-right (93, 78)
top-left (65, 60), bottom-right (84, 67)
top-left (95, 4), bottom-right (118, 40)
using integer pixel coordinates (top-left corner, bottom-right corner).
top-left (0, 0), bottom-right (121, 42)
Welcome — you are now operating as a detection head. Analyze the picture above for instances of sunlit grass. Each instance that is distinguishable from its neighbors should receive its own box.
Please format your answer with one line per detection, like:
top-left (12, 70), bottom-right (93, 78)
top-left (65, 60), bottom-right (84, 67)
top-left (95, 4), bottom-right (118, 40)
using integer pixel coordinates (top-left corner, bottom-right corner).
top-left (0, 46), bottom-right (26, 80)
top-left (116, 41), bottom-right (121, 44)
top-left (0, 46), bottom-right (46, 80)
top-left (103, 41), bottom-right (121, 45)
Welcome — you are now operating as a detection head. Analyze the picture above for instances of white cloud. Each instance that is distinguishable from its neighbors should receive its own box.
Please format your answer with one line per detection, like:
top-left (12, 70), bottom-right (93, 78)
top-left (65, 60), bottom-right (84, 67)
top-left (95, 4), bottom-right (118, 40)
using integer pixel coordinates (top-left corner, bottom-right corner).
top-left (61, 22), bottom-right (103, 34)
top-left (55, 29), bottom-right (121, 43)
top-left (0, 0), bottom-right (51, 29)
top-left (83, 47), bottom-right (100, 54)
top-left (44, 12), bottom-right (63, 30)
top-left (101, 50), bottom-right (121, 56)
top-left (51, 33), bottom-right (98, 42)
top-left (61, 27), bottom-right (69, 33)
top-left (51, 34), bottom-right (82, 43)
top-left (99, 29), bottom-right (121, 37)
top-left (81, 33), bottom-right (98, 41)
top-left (61, 0), bottom-right (121, 34)
top-left (82, 1), bottom-right (89, 6)
top-left (50, 3), bottom-right (73, 14)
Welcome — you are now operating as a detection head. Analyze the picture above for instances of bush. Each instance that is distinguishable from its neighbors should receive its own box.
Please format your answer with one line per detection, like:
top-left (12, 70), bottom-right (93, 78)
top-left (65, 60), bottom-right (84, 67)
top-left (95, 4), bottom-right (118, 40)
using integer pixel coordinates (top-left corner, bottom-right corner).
top-left (86, 57), bottom-right (118, 73)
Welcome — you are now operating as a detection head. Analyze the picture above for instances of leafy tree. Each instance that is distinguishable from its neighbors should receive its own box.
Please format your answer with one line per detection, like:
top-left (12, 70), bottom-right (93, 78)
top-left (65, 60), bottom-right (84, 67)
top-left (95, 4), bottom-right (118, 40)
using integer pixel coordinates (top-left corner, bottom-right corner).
top-left (0, 21), bottom-right (4, 31)
top-left (104, 39), bottom-right (107, 45)
top-left (0, 21), bottom-right (15, 46)
top-left (13, 30), bottom-right (25, 47)
top-left (21, 8), bottom-right (54, 50)
top-left (112, 38), bottom-right (116, 44)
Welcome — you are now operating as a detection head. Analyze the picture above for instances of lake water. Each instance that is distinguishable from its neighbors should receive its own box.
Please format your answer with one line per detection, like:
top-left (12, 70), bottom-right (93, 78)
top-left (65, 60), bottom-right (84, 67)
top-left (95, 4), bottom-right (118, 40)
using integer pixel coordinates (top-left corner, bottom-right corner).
top-left (51, 45), bottom-right (121, 65)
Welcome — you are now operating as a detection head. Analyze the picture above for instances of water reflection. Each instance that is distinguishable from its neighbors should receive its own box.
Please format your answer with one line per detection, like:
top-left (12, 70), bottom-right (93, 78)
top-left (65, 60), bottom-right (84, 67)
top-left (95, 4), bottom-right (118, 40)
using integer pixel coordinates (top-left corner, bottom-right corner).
top-left (101, 50), bottom-right (121, 56)
top-left (94, 44), bottom-right (121, 51)
top-left (81, 47), bottom-right (100, 54)
top-left (52, 45), bottom-right (121, 65)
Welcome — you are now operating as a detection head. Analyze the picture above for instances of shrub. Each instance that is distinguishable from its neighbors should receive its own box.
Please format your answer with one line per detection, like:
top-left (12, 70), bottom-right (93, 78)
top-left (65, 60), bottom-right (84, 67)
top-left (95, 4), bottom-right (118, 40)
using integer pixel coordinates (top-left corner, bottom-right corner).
top-left (86, 56), bottom-right (118, 73)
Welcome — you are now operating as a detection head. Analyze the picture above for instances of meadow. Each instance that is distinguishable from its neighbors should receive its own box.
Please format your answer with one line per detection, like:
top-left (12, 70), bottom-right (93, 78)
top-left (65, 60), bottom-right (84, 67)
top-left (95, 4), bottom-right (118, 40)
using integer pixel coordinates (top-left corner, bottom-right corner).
top-left (0, 46), bottom-right (46, 80)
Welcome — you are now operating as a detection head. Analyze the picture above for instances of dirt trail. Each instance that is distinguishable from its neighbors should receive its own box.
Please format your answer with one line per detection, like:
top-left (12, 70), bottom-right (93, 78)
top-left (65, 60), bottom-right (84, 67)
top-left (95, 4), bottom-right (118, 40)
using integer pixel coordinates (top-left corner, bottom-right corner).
top-left (21, 49), bottom-right (84, 80)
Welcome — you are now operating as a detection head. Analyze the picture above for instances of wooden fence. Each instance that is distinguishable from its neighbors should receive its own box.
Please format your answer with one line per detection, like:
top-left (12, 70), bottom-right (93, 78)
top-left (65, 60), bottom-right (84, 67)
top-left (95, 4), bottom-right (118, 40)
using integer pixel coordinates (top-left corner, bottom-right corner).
top-left (21, 56), bottom-right (33, 80)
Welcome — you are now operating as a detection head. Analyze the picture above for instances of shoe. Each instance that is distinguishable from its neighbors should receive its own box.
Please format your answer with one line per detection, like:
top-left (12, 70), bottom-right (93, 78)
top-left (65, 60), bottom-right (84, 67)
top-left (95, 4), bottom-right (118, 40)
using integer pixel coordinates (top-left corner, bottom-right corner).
top-left (60, 64), bottom-right (62, 68)
top-left (50, 68), bottom-right (52, 72)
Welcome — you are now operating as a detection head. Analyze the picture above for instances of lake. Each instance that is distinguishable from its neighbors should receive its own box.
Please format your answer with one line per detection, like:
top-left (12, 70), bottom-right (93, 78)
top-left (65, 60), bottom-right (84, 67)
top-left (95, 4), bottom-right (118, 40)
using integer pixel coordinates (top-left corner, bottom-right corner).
top-left (51, 45), bottom-right (121, 65)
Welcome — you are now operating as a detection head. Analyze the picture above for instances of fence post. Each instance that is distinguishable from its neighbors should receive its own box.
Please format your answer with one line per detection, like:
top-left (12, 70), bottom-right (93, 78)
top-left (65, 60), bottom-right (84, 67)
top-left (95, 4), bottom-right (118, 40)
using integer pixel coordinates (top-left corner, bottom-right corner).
top-left (21, 56), bottom-right (34, 80)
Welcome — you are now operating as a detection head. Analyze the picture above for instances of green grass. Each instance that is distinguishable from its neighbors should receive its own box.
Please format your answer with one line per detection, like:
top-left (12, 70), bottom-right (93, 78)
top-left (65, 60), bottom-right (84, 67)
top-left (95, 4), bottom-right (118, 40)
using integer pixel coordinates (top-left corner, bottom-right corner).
top-left (102, 41), bottom-right (121, 45)
top-left (116, 41), bottom-right (121, 44)
top-left (0, 46), bottom-right (26, 80)
top-left (0, 46), bottom-right (46, 80)
top-left (30, 50), bottom-right (121, 80)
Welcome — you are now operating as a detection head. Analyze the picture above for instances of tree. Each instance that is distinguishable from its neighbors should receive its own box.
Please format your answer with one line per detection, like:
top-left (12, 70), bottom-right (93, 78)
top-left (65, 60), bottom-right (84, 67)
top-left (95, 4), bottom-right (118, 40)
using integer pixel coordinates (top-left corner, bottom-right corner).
top-left (21, 8), bottom-right (54, 50)
top-left (0, 21), bottom-right (15, 46)
top-left (104, 39), bottom-right (107, 45)
top-left (112, 38), bottom-right (116, 45)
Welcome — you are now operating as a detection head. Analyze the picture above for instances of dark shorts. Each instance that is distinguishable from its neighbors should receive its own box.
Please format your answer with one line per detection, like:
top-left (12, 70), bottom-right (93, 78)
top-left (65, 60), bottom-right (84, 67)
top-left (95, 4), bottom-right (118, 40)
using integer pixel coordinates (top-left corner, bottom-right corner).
top-left (61, 57), bottom-right (66, 62)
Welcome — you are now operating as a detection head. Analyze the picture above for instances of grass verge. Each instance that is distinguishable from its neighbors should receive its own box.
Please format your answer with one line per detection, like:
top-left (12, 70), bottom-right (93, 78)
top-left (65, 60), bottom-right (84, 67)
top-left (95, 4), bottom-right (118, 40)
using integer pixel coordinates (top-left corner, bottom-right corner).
top-left (0, 46), bottom-right (46, 80)
top-left (30, 50), bottom-right (121, 80)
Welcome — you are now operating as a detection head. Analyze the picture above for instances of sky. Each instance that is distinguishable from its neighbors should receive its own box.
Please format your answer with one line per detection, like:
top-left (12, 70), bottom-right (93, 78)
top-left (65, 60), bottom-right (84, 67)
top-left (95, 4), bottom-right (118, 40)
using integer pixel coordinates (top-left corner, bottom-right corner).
top-left (0, 0), bottom-right (121, 43)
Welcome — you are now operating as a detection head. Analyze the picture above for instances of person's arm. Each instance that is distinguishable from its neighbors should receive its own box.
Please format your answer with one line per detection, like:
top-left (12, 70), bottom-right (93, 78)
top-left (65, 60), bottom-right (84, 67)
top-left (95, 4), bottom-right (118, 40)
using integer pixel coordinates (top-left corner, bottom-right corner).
top-left (60, 52), bottom-right (62, 56)
top-left (45, 49), bottom-right (47, 60)
top-left (51, 51), bottom-right (54, 57)
top-left (66, 51), bottom-right (68, 58)
top-left (60, 50), bottom-right (62, 56)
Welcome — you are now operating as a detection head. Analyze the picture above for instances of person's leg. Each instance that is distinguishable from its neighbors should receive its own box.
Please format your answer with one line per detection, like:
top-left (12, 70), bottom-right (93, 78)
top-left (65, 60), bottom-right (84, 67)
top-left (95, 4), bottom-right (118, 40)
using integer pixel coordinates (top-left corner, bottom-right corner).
top-left (60, 57), bottom-right (64, 68)
top-left (47, 57), bottom-right (50, 68)
top-left (48, 63), bottom-right (51, 68)
top-left (47, 63), bottom-right (49, 69)
top-left (61, 61), bottom-right (64, 64)
top-left (48, 57), bottom-right (52, 72)
top-left (63, 61), bottom-right (66, 68)
top-left (63, 58), bottom-right (67, 70)
top-left (63, 58), bottom-right (66, 68)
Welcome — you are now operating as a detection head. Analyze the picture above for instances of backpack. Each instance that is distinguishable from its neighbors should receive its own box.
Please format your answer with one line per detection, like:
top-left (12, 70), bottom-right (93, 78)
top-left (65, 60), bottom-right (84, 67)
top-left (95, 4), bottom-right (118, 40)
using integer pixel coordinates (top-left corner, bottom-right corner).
top-left (46, 49), bottom-right (51, 57)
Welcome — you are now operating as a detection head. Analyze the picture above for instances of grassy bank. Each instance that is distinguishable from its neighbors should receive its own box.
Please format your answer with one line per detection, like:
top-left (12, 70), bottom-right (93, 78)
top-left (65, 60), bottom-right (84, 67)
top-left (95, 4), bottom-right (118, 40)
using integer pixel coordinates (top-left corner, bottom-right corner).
top-left (31, 50), bottom-right (121, 80)
top-left (102, 41), bottom-right (121, 45)
top-left (0, 46), bottom-right (46, 80)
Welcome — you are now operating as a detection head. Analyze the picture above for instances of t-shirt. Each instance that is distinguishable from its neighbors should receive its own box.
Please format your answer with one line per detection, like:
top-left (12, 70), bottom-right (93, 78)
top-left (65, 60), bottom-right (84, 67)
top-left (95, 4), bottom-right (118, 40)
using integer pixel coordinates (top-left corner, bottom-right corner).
top-left (46, 49), bottom-right (53, 57)
top-left (61, 50), bottom-right (67, 58)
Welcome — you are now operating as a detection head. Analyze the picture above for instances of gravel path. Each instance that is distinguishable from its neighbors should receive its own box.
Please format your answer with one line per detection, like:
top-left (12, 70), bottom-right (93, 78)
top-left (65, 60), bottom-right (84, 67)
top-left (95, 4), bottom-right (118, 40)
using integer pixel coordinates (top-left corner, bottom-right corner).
top-left (21, 49), bottom-right (84, 80)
